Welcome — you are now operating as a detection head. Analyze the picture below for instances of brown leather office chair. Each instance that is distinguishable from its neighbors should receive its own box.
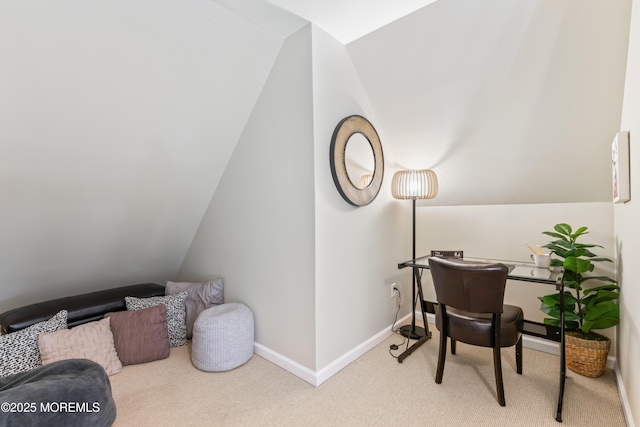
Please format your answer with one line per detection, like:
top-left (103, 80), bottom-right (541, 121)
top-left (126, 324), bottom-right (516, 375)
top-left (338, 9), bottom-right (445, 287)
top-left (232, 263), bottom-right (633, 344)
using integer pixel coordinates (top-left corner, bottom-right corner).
top-left (428, 257), bottom-right (524, 406)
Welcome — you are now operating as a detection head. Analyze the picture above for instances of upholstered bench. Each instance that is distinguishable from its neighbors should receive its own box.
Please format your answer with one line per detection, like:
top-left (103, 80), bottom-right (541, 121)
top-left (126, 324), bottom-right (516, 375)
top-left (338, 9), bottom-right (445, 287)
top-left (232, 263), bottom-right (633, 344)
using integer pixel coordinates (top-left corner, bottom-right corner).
top-left (191, 303), bottom-right (254, 372)
top-left (0, 283), bottom-right (165, 334)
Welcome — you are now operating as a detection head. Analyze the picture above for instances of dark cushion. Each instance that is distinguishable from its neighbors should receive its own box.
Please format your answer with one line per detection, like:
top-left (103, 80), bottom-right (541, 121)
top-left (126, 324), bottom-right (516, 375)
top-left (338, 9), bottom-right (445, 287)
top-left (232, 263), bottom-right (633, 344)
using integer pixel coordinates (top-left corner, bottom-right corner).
top-left (435, 304), bottom-right (524, 348)
top-left (0, 283), bottom-right (165, 334)
top-left (0, 358), bottom-right (116, 427)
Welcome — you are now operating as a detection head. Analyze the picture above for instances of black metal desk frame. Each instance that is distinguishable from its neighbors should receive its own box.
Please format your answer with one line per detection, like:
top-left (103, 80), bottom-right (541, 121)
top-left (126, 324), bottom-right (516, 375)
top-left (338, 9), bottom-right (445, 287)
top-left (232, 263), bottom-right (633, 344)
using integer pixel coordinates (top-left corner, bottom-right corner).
top-left (397, 255), bottom-right (566, 422)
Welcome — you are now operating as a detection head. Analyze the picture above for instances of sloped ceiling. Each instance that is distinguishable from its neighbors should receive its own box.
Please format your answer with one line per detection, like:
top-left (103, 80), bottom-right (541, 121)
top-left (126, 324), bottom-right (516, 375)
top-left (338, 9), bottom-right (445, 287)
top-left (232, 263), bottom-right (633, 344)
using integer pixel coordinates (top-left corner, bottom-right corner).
top-left (347, 0), bottom-right (629, 205)
top-left (261, 0), bottom-right (439, 44)
top-left (227, 0), bottom-right (629, 205)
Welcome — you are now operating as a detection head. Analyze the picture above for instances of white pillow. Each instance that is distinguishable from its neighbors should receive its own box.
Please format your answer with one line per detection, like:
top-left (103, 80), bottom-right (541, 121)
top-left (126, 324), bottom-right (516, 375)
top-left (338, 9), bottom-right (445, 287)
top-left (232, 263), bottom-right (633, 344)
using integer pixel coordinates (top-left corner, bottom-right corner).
top-left (38, 318), bottom-right (122, 376)
top-left (0, 310), bottom-right (68, 378)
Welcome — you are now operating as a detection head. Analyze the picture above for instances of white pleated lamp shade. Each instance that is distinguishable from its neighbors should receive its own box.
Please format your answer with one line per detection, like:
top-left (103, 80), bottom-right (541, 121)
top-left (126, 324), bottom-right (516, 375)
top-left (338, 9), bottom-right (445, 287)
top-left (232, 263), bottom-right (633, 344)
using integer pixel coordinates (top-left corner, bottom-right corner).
top-left (359, 173), bottom-right (374, 188)
top-left (391, 169), bottom-right (438, 200)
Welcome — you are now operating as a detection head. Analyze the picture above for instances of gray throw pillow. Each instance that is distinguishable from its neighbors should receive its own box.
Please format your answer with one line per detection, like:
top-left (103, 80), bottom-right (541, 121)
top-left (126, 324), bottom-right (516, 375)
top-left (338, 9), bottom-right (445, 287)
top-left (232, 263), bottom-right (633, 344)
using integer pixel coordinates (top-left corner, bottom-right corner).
top-left (0, 310), bottom-right (68, 377)
top-left (165, 279), bottom-right (224, 339)
top-left (125, 292), bottom-right (188, 347)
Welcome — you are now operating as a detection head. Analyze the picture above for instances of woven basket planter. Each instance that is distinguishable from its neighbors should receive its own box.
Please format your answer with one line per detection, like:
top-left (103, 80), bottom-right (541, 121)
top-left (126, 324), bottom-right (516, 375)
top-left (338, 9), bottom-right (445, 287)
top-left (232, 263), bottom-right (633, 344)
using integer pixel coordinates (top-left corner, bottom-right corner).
top-left (565, 332), bottom-right (610, 378)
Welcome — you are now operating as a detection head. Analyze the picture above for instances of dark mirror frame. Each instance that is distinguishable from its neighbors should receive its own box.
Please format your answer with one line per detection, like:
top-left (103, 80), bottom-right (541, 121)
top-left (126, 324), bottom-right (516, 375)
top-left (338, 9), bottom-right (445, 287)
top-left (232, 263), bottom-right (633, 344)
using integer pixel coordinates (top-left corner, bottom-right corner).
top-left (330, 115), bottom-right (384, 206)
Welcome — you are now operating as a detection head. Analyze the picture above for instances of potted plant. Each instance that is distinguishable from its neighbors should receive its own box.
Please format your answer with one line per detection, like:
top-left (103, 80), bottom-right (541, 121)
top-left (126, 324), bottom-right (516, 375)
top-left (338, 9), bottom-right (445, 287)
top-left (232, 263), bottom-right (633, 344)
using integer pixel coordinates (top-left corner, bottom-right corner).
top-left (538, 223), bottom-right (620, 377)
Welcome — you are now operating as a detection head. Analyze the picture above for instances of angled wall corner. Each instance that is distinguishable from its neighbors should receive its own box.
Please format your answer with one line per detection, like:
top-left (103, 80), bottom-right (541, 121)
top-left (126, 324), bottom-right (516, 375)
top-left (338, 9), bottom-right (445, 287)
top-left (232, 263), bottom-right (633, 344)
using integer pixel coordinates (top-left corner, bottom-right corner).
top-left (178, 25), bottom-right (318, 370)
top-left (310, 25), bottom-right (408, 370)
top-left (0, 0), bottom-right (283, 313)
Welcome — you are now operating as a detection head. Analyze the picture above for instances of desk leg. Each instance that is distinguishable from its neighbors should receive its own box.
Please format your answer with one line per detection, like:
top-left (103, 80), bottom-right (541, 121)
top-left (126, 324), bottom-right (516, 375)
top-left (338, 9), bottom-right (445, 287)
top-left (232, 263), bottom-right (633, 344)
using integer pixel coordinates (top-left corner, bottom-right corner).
top-left (556, 285), bottom-right (566, 422)
top-left (416, 267), bottom-right (431, 339)
top-left (398, 267), bottom-right (432, 363)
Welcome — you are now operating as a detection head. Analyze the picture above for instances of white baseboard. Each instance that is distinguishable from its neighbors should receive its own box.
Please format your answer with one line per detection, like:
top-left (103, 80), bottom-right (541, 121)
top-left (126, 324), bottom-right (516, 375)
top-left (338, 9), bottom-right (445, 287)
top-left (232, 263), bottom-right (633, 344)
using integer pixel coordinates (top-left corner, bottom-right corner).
top-left (615, 362), bottom-right (636, 427)
top-left (253, 342), bottom-right (318, 386)
top-left (315, 326), bottom-right (394, 386)
top-left (253, 324), bottom-right (395, 387)
top-left (254, 310), bottom-right (621, 399)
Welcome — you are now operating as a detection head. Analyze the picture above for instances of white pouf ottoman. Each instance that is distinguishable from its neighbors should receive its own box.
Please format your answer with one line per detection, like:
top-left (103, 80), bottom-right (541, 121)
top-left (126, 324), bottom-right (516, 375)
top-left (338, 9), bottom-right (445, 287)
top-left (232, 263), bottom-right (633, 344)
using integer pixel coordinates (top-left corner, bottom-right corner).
top-left (191, 303), bottom-right (254, 372)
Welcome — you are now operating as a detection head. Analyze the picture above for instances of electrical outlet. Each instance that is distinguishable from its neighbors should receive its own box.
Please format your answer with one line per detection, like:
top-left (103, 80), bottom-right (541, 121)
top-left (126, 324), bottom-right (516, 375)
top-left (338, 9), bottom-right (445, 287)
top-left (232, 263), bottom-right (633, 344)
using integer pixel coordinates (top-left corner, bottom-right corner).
top-left (390, 283), bottom-right (397, 298)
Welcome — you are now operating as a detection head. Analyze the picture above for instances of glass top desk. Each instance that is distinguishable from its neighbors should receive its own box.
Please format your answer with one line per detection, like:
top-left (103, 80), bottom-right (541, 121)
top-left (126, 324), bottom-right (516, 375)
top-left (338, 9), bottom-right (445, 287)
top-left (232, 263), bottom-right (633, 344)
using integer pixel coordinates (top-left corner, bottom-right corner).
top-left (397, 255), bottom-right (566, 422)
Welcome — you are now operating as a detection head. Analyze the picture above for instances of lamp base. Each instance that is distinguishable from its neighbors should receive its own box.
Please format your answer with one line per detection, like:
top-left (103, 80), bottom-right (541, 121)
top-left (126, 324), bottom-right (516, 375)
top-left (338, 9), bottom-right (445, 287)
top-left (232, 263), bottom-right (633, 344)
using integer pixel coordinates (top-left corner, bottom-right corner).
top-left (398, 325), bottom-right (426, 340)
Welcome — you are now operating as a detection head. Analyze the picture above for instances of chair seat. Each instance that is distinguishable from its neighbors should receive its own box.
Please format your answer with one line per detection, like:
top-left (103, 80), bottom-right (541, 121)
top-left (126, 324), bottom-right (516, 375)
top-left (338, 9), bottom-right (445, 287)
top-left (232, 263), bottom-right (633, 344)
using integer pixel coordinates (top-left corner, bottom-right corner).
top-left (435, 304), bottom-right (523, 348)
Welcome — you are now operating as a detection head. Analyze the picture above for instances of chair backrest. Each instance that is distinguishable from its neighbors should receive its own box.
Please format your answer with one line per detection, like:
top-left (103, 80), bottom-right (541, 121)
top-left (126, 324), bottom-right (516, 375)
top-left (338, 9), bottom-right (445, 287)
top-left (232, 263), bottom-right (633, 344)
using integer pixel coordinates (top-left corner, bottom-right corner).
top-left (428, 257), bottom-right (509, 314)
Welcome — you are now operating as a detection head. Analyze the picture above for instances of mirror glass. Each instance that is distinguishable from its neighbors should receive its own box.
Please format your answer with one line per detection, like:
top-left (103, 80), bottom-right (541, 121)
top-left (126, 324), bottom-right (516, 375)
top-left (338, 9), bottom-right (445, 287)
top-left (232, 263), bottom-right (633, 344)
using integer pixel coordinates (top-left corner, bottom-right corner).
top-left (330, 114), bottom-right (384, 207)
top-left (345, 133), bottom-right (375, 189)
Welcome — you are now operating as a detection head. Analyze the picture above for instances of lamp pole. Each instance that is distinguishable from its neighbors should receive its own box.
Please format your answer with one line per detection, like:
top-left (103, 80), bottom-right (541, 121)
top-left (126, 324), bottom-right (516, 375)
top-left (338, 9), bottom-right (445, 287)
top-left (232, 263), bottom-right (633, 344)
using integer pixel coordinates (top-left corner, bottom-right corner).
top-left (398, 197), bottom-right (426, 340)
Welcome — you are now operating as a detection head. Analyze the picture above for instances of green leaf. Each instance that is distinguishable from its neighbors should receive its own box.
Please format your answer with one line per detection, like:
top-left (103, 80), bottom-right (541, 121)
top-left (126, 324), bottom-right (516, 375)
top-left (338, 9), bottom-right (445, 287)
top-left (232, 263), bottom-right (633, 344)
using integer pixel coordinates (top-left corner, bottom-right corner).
top-left (540, 305), bottom-right (562, 319)
top-left (550, 240), bottom-right (573, 250)
top-left (589, 257), bottom-right (613, 263)
top-left (564, 257), bottom-right (592, 274)
top-left (566, 248), bottom-right (587, 258)
top-left (543, 318), bottom-right (561, 327)
top-left (543, 231), bottom-right (568, 241)
top-left (583, 317), bottom-right (619, 333)
top-left (546, 244), bottom-right (569, 257)
top-left (562, 278), bottom-right (581, 290)
top-left (582, 302), bottom-right (620, 333)
top-left (592, 290), bottom-right (620, 304)
top-left (583, 284), bottom-right (620, 294)
top-left (539, 292), bottom-right (577, 308)
top-left (577, 248), bottom-right (600, 258)
top-left (573, 243), bottom-right (601, 249)
top-left (582, 294), bottom-right (597, 308)
top-left (570, 227), bottom-right (588, 240)
top-left (539, 294), bottom-right (560, 307)
top-left (554, 223), bottom-right (572, 236)
top-left (565, 321), bottom-right (581, 332)
top-left (541, 304), bottom-right (580, 321)
top-left (584, 301), bottom-right (619, 320)
top-left (563, 310), bottom-right (581, 321)
top-left (581, 276), bottom-right (617, 286)
top-left (563, 292), bottom-right (578, 307)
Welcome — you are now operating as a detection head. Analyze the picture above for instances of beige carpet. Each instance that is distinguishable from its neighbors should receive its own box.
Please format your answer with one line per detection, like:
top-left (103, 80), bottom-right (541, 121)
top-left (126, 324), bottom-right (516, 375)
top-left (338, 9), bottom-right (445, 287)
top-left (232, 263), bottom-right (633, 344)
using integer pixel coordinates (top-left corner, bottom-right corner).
top-left (109, 329), bottom-right (626, 427)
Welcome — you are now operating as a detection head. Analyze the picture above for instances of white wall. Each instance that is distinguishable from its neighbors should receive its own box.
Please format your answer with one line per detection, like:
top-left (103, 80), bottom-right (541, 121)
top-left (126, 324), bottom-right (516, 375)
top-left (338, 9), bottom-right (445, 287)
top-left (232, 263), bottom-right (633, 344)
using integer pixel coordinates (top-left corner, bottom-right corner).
top-left (311, 26), bottom-right (407, 369)
top-left (178, 26), bottom-right (318, 369)
top-left (616, 0), bottom-right (640, 424)
top-left (0, 0), bottom-right (282, 312)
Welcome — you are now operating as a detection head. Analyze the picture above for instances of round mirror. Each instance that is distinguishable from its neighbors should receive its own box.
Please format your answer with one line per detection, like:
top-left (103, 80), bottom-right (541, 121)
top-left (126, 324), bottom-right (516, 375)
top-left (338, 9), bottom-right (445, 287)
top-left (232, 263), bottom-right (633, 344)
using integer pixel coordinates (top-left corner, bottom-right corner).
top-left (345, 133), bottom-right (375, 189)
top-left (330, 115), bottom-right (384, 206)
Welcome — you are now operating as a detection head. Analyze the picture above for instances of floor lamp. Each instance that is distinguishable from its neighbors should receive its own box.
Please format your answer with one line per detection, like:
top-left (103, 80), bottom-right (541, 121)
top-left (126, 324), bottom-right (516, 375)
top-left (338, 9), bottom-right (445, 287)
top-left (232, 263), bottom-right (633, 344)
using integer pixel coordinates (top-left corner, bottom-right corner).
top-left (391, 169), bottom-right (438, 340)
